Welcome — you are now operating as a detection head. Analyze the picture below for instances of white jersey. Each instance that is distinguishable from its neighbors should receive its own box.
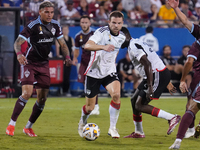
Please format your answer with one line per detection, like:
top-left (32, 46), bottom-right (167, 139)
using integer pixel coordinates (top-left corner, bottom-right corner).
top-left (85, 26), bottom-right (126, 79)
top-left (139, 33), bottom-right (159, 52)
top-left (128, 38), bottom-right (165, 78)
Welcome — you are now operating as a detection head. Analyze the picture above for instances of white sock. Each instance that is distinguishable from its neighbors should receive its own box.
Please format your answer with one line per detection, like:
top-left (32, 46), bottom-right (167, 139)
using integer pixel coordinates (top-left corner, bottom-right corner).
top-left (25, 121), bottom-right (33, 128)
top-left (9, 119), bottom-right (16, 126)
top-left (134, 121), bottom-right (144, 134)
top-left (109, 104), bottom-right (120, 129)
top-left (157, 109), bottom-right (174, 120)
top-left (188, 127), bottom-right (195, 132)
top-left (95, 104), bottom-right (99, 108)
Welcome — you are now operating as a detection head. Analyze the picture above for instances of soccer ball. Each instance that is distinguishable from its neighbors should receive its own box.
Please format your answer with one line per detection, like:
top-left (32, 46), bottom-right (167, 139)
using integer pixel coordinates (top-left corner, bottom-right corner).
top-left (82, 123), bottom-right (100, 141)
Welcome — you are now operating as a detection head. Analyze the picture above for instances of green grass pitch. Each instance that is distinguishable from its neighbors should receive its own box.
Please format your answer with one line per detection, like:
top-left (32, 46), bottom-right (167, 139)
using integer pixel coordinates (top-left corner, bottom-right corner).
top-left (0, 96), bottom-right (199, 150)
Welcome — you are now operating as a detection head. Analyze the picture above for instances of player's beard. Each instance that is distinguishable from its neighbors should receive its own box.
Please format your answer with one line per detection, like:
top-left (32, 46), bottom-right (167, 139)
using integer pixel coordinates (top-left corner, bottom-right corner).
top-left (82, 26), bottom-right (89, 33)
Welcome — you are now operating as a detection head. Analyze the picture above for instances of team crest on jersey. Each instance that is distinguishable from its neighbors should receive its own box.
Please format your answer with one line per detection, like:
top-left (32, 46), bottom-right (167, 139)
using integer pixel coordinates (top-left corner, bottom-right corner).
top-left (39, 26), bottom-right (43, 34)
top-left (86, 89), bottom-right (91, 95)
top-left (79, 35), bottom-right (83, 42)
top-left (24, 69), bottom-right (30, 78)
top-left (51, 28), bottom-right (56, 35)
top-left (108, 34), bottom-right (111, 42)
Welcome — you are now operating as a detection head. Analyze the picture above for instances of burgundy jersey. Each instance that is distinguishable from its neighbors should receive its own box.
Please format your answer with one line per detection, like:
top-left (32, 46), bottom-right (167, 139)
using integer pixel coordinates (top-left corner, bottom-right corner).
top-left (187, 43), bottom-right (200, 87)
top-left (20, 16), bottom-right (63, 63)
top-left (75, 28), bottom-right (95, 62)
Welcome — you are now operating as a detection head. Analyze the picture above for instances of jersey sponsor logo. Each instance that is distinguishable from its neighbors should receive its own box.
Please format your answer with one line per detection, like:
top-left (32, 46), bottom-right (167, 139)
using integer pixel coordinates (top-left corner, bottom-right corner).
top-left (37, 38), bottom-right (54, 43)
top-left (51, 27), bottom-right (56, 35)
top-left (24, 69), bottom-right (30, 78)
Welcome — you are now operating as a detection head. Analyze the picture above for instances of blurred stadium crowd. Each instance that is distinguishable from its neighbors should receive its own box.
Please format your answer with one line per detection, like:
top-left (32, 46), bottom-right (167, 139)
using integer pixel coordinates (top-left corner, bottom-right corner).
top-left (1, 0), bottom-right (200, 27)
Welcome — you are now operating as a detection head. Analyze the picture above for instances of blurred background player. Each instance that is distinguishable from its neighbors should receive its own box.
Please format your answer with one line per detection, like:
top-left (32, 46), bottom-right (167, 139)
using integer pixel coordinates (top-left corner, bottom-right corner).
top-left (56, 25), bottom-right (74, 96)
top-left (72, 15), bottom-right (99, 115)
top-left (5, 1), bottom-right (71, 137)
top-left (139, 26), bottom-right (159, 52)
top-left (120, 27), bottom-right (180, 138)
top-left (78, 11), bottom-right (126, 139)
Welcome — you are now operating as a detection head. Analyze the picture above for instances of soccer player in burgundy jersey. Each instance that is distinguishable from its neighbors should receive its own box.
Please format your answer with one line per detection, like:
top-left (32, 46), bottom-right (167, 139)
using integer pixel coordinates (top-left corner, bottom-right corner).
top-left (73, 15), bottom-right (100, 115)
top-left (168, 0), bottom-right (200, 149)
top-left (6, 1), bottom-right (71, 137)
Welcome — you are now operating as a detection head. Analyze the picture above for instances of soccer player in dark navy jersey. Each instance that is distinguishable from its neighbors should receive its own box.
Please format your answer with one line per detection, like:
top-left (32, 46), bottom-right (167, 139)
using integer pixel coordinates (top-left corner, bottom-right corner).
top-left (168, 0), bottom-right (200, 149)
top-left (6, 1), bottom-right (71, 137)
top-left (73, 15), bottom-right (99, 115)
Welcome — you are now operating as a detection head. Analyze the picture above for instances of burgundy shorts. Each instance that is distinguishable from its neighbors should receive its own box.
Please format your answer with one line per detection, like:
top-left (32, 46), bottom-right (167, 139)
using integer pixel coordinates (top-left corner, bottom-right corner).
top-left (78, 59), bottom-right (89, 83)
top-left (188, 73), bottom-right (200, 103)
top-left (20, 62), bottom-right (50, 89)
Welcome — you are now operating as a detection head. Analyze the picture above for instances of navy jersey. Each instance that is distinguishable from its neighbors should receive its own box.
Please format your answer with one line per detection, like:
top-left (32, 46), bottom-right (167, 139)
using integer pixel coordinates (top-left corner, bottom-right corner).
top-left (20, 16), bottom-right (63, 63)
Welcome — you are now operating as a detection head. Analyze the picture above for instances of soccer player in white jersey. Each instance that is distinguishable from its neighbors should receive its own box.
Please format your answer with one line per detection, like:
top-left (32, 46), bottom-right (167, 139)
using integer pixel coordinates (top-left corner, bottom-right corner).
top-left (120, 27), bottom-right (181, 138)
top-left (78, 11), bottom-right (126, 138)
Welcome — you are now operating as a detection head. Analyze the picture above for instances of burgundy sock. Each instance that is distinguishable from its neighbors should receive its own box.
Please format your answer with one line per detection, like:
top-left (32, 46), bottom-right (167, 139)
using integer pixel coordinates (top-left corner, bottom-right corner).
top-left (177, 110), bottom-right (194, 139)
top-left (11, 96), bottom-right (27, 121)
top-left (189, 115), bottom-right (195, 128)
top-left (29, 101), bottom-right (44, 123)
top-left (95, 95), bottom-right (98, 105)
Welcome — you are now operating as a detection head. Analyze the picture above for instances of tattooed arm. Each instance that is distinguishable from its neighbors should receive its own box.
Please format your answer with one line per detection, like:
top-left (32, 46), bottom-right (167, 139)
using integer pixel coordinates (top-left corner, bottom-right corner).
top-left (14, 36), bottom-right (28, 65)
top-left (57, 37), bottom-right (71, 66)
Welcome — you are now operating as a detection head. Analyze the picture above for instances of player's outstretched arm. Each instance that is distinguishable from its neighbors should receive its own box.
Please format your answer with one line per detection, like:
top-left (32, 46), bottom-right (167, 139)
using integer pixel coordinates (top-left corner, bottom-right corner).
top-left (72, 48), bottom-right (79, 66)
top-left (57, 37), bottom-right (72, 66)
top-left (85, 40), bottom-right (115, 52)
top-left (179, 57), bottom-right (194, 93)
top-left (14, 36), bottom-right (28, 65)
top-left (167, 0), bottom-right (192, 31)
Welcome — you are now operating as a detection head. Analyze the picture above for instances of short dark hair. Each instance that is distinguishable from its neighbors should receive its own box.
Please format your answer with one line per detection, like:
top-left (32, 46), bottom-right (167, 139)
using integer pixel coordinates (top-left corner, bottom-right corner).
top-left (162, 45), bottom-right (171, 51)
top-left (146, 26), bottom-right (153, 33)
top-left (182, 45), bottom-right (190, 49)
top-left (80, 15), bottom-right (91, 21)
top-left (39, 1), bottom-right (54, 10)
top-left (109, 11), bottom-right (124, 20)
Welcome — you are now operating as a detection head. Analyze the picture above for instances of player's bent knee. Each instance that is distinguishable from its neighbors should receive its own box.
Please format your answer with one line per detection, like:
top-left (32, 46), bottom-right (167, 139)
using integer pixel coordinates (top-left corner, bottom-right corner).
top-left (112, 92), bottom-right (120, 101)
top-left (135, 102), bottom-right (142, 112)
top-left (21, 92), bottom-right (32, 100)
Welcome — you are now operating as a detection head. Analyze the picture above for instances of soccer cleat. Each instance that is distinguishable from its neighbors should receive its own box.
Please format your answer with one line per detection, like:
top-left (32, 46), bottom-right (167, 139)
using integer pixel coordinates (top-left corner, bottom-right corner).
top-left (169, 140), bottom-right (181, 149)
top-left (167, 115), bottom-right (181, 135)
top-left (6, 125), bottom-right (15, 136)
top-left (23, 127), bottom-right (37, 137)
top-left (108, 127), bottom-right (120, 138)
top-left (184, 127), bottom-right (195, 138)
top-left (90, 105), bottom-right (100, 115)
top-left (123, 132), bottom-right (145, 138)
top-left (194, 125), bottom-right (200, 138)
top-left (78, 120), bottom-right (85, 138)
